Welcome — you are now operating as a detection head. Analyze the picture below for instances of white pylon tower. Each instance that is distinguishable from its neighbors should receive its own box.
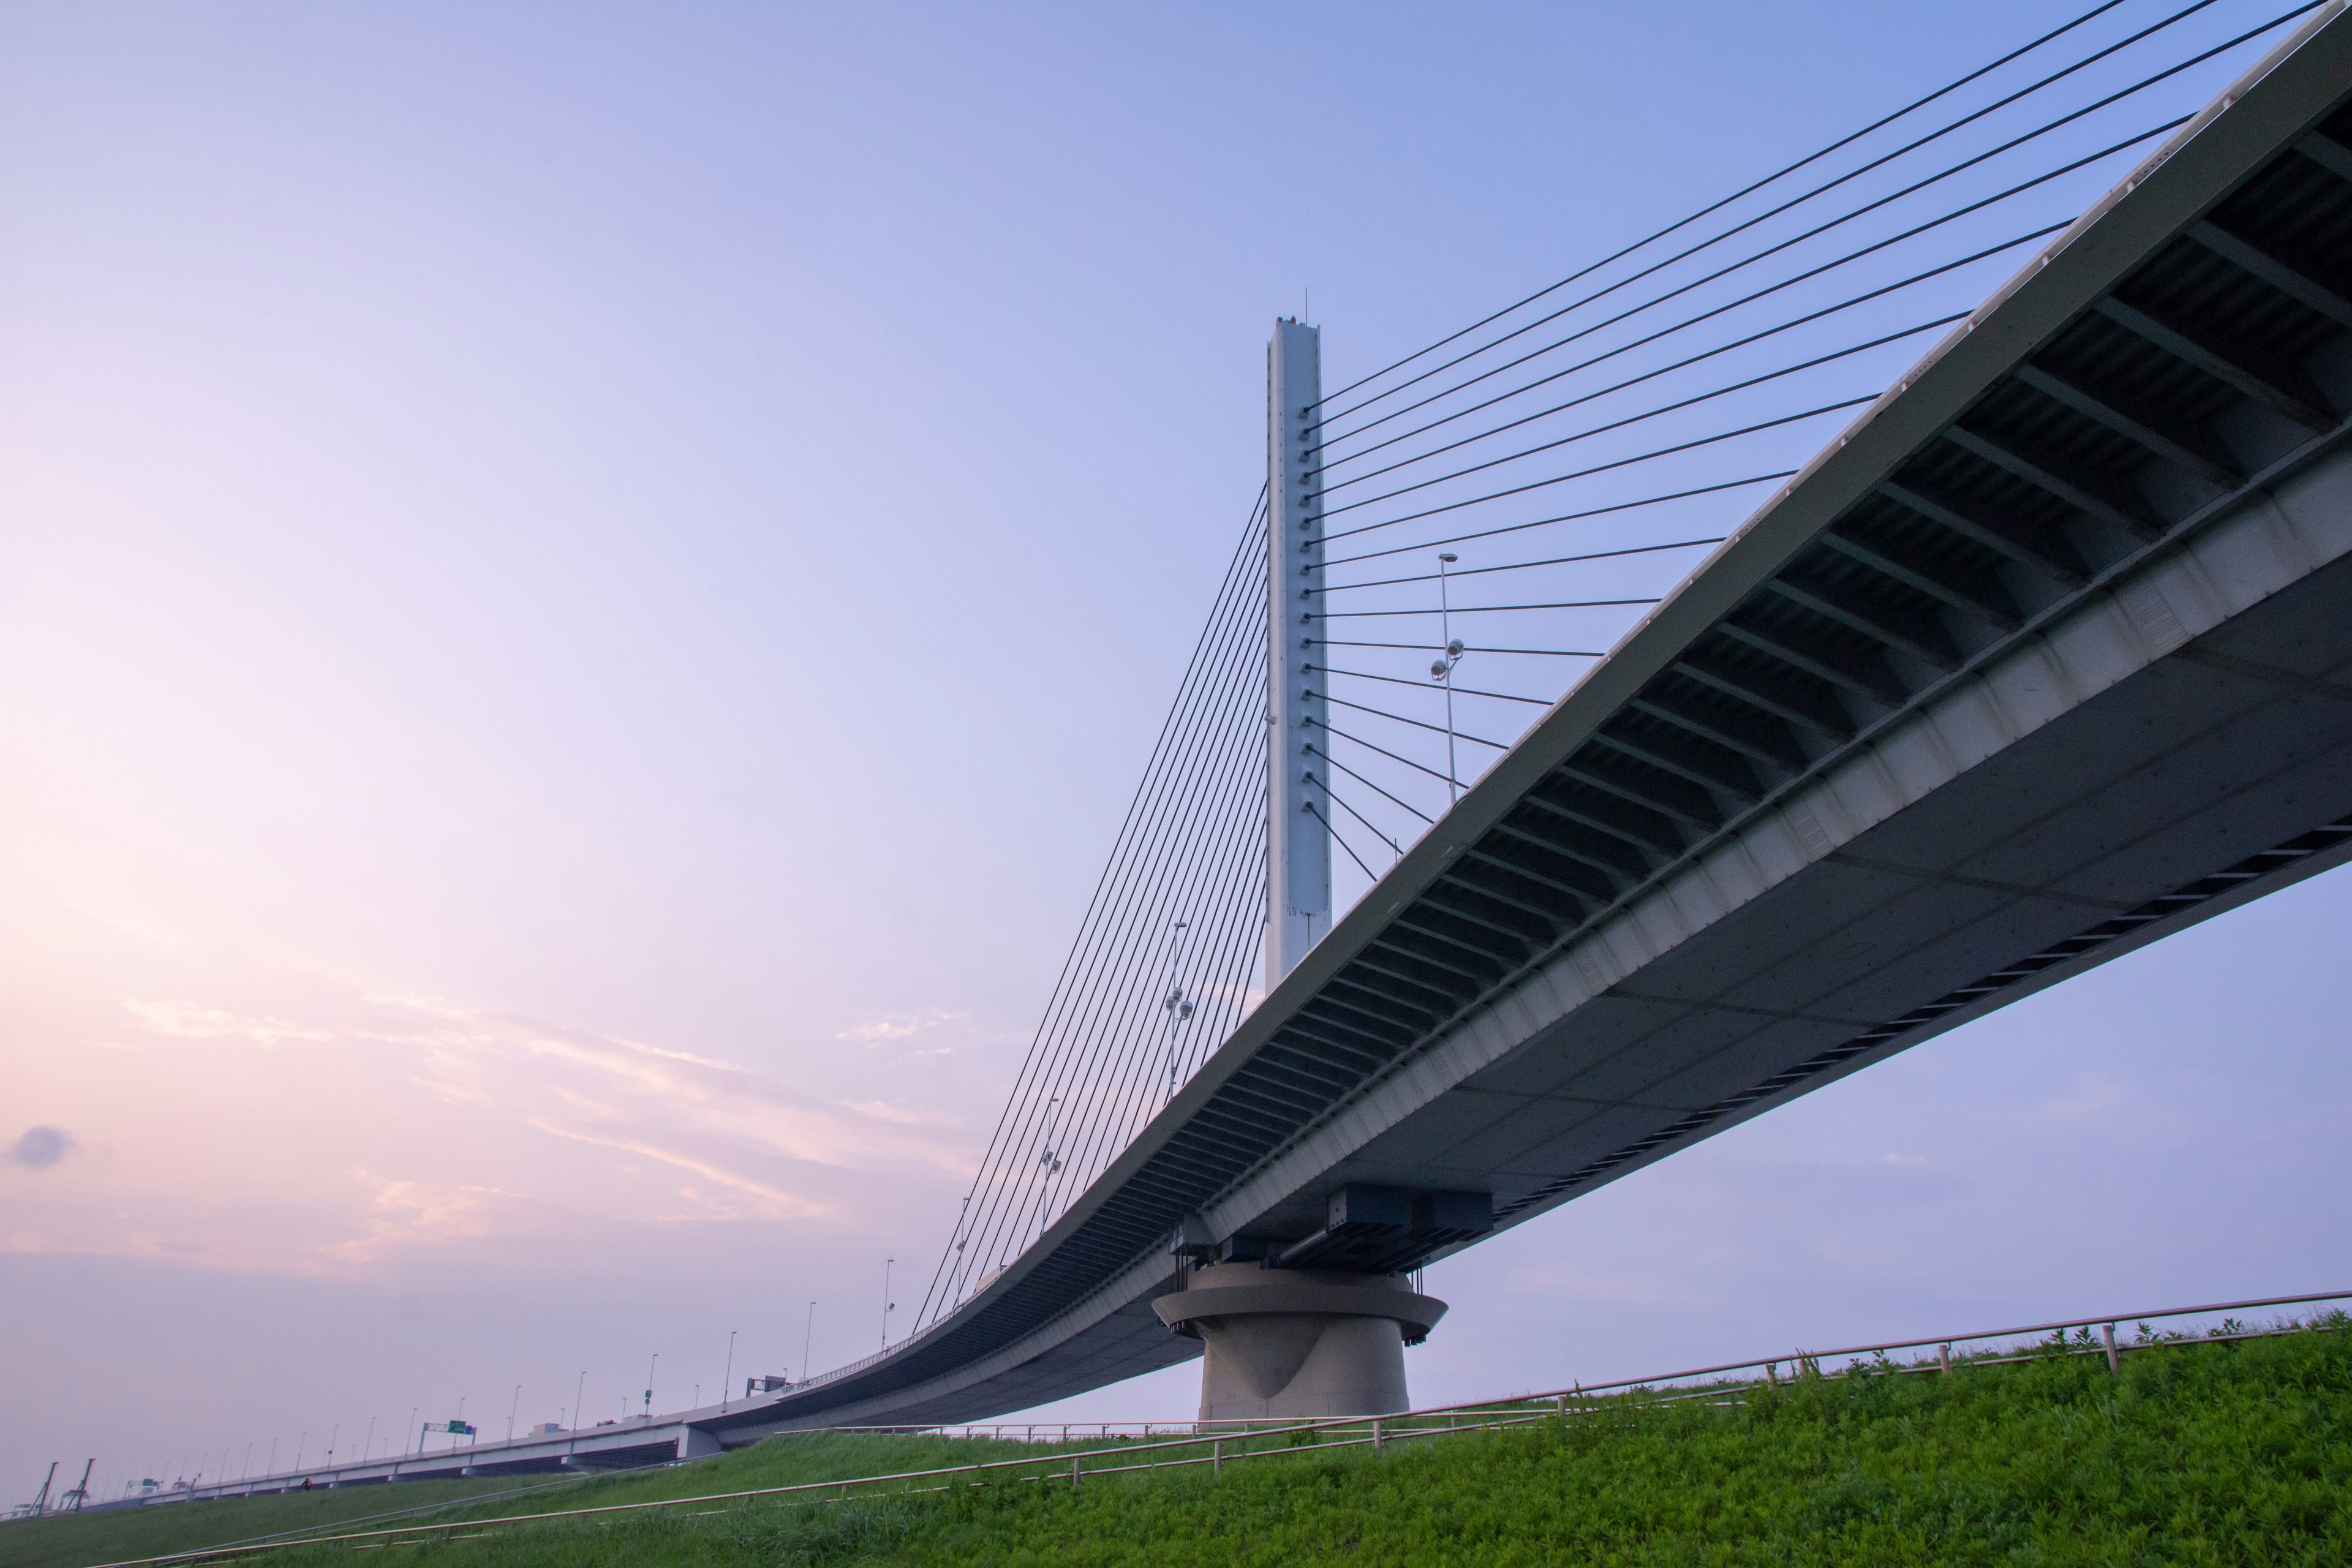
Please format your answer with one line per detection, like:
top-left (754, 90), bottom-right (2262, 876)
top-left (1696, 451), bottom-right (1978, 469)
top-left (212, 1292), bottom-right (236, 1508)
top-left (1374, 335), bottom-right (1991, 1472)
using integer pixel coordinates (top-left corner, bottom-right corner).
top-left (1267, 318), bottom-right (1331, 989)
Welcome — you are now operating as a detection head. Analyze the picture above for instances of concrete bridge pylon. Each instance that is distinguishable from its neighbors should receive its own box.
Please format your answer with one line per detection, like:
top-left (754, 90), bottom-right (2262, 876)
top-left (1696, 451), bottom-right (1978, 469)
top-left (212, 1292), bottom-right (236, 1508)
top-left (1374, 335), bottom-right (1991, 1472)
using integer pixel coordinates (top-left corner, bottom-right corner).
top-left (1151, 1263), bottom-right (1447, 1420)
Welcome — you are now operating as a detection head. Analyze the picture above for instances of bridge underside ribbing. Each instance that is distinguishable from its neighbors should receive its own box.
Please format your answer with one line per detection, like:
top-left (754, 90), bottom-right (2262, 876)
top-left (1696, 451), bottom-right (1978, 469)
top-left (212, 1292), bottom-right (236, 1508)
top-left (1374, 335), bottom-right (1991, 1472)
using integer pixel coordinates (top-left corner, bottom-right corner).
top-left (699, 9), bottom-right (2352, 1439)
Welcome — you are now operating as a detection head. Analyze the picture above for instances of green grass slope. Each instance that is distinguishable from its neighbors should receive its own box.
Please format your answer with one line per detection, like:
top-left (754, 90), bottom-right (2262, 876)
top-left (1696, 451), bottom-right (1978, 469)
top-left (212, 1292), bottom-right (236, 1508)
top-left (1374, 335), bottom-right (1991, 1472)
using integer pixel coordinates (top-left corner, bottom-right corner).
top-left (0, 1474), bottom-right (538, 1568)
top-left (0, 1432), bottom-right (1101, 1568)
top-left (17, 1323), bottom-right (2350, 1567)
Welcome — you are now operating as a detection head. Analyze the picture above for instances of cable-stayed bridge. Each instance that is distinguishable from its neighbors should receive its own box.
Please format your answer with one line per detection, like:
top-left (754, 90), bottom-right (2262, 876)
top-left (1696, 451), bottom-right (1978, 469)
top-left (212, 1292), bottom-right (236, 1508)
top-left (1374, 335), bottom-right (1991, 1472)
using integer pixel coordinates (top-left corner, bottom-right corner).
top-left (188, 0), bottom-right (2352, 1487)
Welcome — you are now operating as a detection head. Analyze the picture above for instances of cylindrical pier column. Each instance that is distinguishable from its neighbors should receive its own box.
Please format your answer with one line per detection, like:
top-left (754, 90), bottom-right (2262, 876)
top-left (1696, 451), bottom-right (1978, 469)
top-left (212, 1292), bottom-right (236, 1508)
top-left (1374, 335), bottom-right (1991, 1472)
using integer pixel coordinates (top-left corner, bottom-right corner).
top-left (1152, 1263), bottom-right (1446, 1421)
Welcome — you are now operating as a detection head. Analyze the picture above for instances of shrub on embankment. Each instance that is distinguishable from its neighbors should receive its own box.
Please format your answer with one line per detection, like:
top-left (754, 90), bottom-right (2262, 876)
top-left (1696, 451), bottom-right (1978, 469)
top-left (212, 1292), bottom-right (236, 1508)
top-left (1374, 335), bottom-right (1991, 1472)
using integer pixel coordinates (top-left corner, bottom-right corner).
top-left (21, 1319), bottom-right (2352, 1567)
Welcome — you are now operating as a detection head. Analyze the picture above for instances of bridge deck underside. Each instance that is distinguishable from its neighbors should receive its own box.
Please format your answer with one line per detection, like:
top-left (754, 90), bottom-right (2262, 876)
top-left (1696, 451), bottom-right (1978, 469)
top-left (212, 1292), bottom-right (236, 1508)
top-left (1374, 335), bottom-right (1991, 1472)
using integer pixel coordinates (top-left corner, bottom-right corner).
top-left (741, 541), bottom-right (2352, 1432)
top-left (1284, 554), bottom-right (2352, 1227)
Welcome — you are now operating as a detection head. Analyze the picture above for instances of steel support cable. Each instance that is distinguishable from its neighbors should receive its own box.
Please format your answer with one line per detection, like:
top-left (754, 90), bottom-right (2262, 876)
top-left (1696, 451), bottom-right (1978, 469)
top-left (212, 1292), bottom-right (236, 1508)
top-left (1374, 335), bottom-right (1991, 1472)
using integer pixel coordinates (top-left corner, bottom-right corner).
top-left (1306, 116), bottom-right (2196, 546)
top-left (1146, 848), bottom-right (1258, 1118)
top-left (1328, 3), bottom-right (2305, 462)
top-left (1311, 103), bottom-right (2176, 478)
top-left (1174, 831), bottom-right (1268, 1091)
top-left (1309, 325), bottom-right (1966, 513)
top-left (1317, 200), bottom-right (2107, 470)
top-left (1159, 830), bottom-right (1270, 1114)
top-left (1306, 742), bottom-right (1438, 825)
top-left (1308, 600), bottom-right (1661, 620)
top-left (1313, 37), bottom-right (2256, 465)
top-left (946, 568), bottom-right (1271, 1293)
top-left (1309, 639), bottom-right (1607, 657)
top-left (1152, 818), bottom-right (1267, 1101)
top-left (943, 577), bottom-right (1267, 1302)
top-left (944, 707), bottom-right (1261, 1302)
top-left (1306, 800), bottom-right (1381, 883)
top-left (1314, 0), bottom-right (2247, 431)
top-left (930, 720), bottom-right (1255, 1313)
top-left (1313, 665), bottom-right (1555, 707)
top-left (1319, 780), bottom-right (1403, 858)
top-left (1190, 837), bottom-right (1272, 1085)
top-left (1037, 680), bottom-right (1271, 1236)
top-left (939, 530), bottom-right (1261, 1242)
top-left (1311, 538), bottom-right (1725, 593)
top-left (1051, 795), bottom-right (1269, 1238)
top-left (1307, 0), bottom-right (2135, 410)
top-left (1145, 816), bottom-right (1267, 1110)
top-left (1032, 605), bottom-right (1272, 1214)
top-left (1317, 212), bottom-right (2095, 477)
top-left (1321, 695), bottom-right (1513, 751)
top-left (1309, 718), bottom-right (1464, 788)
top-left (1322, 475), bottom-right (1794, 568)
top-left (1143, 794), bottom-right (1269, 1101)
top-left (1318, 289), bottom-right (1975, 481)
top-left (1321, 399), bottom-right (1877, 540)
top-left (922, 552), bottom-right (1254, 1321)
top-left (1054, 780), bottom-right (1270, 1209)
top-left (923, 513), bottom-right (1266, 1319)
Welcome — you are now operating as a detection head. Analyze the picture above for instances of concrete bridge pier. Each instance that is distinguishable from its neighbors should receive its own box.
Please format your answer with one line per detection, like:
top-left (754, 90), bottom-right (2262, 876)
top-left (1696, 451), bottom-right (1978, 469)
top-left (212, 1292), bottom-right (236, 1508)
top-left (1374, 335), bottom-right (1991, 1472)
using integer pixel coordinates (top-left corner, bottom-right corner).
top-left (1152, 1263), bottom-right (1446, 1421)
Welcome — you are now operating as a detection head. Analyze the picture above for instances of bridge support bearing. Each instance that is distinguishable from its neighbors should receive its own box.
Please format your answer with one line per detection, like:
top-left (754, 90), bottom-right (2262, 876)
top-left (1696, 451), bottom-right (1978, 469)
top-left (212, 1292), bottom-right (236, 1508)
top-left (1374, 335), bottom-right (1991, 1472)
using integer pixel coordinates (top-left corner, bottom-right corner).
top-left (1152, 1263), bottom-right (1447, 1421)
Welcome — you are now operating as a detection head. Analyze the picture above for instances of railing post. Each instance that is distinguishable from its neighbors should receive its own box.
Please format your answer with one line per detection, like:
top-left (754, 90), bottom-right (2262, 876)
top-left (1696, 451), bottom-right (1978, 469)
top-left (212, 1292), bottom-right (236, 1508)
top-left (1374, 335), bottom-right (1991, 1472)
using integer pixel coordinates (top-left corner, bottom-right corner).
top-left (1939, 1343), bottom-right (1951, 1375)
top-left (1212, 1438), bottom-right (1222, 1475)
top-left (1373, 1418), bottom-right (1382, 1453)
top-left (1267, 317), bottom-right (1330, 989)
top-left (2103, 1322), bottom-right (2119, 1375)
top-left (1071, 1456), bottom-right (1081, 1488)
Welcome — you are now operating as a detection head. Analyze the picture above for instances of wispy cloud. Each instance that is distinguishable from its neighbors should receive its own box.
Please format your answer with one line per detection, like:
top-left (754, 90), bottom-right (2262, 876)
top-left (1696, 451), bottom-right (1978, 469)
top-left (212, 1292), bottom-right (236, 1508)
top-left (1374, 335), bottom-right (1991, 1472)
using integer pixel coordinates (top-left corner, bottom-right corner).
top-left (126, 999), bottom-right (331, 1046)
top-left (836, 1008), bottom-right (972, 1043)
top-left (325, 1178), bottom-right (584, 1264)
top-left (524, 1120), bottom-right (824, 1220)
top-left (366, 997), bottom-right (978, 1175)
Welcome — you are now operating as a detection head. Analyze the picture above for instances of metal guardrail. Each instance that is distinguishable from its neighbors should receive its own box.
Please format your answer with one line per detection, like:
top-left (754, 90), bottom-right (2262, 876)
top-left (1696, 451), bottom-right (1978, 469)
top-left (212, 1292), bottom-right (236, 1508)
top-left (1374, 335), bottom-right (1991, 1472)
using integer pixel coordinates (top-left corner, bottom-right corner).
top-left (86, 1287), bottom-right (2351, 1567)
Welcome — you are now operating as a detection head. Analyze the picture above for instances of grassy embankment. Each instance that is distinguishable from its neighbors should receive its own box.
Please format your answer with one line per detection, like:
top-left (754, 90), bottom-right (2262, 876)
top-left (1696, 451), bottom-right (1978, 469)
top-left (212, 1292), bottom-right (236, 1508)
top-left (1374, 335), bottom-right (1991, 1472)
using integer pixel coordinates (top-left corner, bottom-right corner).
top-left (13, 1317), bottom-right (2349, 1567)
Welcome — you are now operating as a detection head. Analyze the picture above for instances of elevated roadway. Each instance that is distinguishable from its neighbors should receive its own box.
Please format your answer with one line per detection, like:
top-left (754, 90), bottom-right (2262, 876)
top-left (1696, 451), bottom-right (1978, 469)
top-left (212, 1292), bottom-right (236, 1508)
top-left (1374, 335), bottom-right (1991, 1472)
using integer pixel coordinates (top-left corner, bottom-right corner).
top-left (704, 9), bottom-right (2352, 1440)
top-left (161, 9), bottom-right (2352, 1472)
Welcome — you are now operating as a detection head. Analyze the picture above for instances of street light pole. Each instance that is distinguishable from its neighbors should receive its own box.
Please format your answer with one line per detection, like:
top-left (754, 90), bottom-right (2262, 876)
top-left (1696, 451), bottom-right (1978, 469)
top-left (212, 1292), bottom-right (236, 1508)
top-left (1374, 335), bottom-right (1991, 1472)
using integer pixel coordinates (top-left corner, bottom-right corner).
top-left (1160, 919), bottom-right (1193, 1101)
top-left (722, 1332), bottom-right (736, 1412)
top-left (880, 1260), bottom-right (894, 1353)
top-left (1431, 553), bottom-right (1463, 803)
top-left (802, 1302), bottom-right (815, 1386)
top-left (643, 1354), bottom-right (658, 1420)
top-left (568, 1373), bottom-right (585, 1463)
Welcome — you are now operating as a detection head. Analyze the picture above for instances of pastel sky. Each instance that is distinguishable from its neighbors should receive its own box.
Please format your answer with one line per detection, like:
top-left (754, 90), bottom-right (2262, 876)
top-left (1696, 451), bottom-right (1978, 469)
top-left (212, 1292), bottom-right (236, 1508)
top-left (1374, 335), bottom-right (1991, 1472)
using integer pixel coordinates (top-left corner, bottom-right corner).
top-left (6, 1), bottom-right (2347, 1501)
